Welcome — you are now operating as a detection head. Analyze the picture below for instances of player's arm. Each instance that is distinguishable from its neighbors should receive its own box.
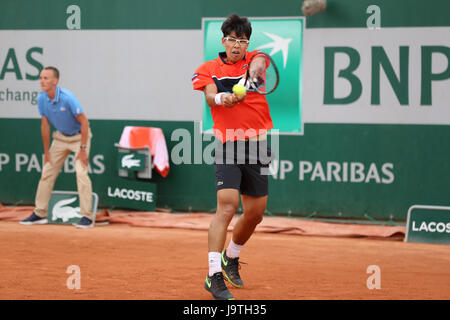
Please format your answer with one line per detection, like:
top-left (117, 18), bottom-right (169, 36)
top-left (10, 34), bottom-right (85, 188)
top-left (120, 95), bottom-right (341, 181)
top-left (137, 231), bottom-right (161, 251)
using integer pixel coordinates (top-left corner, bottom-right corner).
top-left (204, 84), bottom-right (244, 108)
top-left (76, 113), bottom-right (90, 167)
top-left (76, 113), bottom-right (89, 148)
top-left (41, 116), bottom-right (52, 165)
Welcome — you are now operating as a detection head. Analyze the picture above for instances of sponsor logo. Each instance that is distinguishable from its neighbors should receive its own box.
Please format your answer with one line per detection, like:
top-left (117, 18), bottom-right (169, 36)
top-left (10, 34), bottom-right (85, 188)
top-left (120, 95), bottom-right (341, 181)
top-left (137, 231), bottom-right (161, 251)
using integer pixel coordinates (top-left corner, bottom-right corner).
top-left (268, 160), bottom-right (395, 184)
top-left (0, 47), bottom-right (43, 81)
top-left (221, 253), bottom-right (228, 266)
top-left (205, 276), bottom-right (212, 288)
top-left (411, 221), bottom-right (450, 233)
top-left (0, 152), bottom-right (105, 174)
top-left (52, 197), bottom-right (82, 222)
top-left (107, 187), bottom-right (153, 203)
top-left (121, 154), bottom-right (141, 168)
top-left (405, 206), bottom-right (450, 244)
top-left (256, 32), bottom-right (292, 68)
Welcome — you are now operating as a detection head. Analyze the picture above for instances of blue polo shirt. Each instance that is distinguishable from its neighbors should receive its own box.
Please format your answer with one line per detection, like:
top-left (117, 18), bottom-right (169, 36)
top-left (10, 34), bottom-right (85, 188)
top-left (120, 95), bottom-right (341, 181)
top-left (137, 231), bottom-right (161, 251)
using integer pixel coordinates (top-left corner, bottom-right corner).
top-left (37, 86), bottom-right (84, 136)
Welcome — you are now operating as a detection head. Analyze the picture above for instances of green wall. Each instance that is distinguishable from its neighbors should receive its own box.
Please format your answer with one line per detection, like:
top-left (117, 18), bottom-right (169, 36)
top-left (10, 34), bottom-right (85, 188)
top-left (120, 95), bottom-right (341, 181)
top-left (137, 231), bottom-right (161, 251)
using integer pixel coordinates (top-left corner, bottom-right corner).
top-left (1, 119), bottom-right (449, 220)
top-left (1, 0), bottom-right (450, 29)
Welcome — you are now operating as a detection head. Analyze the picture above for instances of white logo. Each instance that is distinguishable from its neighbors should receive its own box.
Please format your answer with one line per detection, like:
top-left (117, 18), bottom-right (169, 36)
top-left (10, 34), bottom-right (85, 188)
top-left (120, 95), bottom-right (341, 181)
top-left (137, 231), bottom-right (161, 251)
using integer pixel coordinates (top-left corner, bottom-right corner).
top-left (52, 197), bottom-right (82, 222)
top-left (66, 265), bottom-right (81, 290)
top-left (107, 187), bottom-right (153, 203)
top-left (412, 221), bottom-right (450, 233)
top-left (217, 181), bottom-right (224, 186)
top-left (256, 32), bottom-right (292, 68)
top-left (366, 265), bottom-right (381, 290)
top-left (121, 154), bottom-right (141, 168)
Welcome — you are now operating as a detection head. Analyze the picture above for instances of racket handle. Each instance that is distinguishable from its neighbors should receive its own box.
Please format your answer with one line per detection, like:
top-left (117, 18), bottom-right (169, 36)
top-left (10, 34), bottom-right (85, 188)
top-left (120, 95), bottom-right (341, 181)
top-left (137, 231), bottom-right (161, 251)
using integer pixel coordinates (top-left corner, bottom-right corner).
top-left (238, 77), bottom-right (249, 89)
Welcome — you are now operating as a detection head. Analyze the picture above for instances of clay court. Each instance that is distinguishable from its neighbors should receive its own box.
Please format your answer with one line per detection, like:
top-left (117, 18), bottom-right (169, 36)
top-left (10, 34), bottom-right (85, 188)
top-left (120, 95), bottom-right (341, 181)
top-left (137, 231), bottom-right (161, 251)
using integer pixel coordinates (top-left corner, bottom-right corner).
top-left (1, 208), bottom-right (449, 300)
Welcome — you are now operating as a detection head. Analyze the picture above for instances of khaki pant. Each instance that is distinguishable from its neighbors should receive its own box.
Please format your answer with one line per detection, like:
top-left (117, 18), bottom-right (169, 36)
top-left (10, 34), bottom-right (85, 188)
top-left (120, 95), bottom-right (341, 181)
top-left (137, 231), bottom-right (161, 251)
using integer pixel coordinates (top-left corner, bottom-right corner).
top-left (34, 129), bottom-right (94, 220)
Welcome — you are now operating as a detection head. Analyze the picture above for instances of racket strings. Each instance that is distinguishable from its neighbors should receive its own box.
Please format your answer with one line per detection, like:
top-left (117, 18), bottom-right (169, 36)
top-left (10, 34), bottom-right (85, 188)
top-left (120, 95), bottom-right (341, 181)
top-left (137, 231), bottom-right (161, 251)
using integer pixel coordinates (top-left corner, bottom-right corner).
top-left (263, 65), bottom-right (277, 93)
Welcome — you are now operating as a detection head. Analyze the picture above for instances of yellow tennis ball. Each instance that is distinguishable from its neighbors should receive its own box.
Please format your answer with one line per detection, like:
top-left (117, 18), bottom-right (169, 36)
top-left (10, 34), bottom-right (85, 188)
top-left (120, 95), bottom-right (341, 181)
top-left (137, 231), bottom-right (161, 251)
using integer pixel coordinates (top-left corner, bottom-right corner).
top-left (232, 84), bottom-right (246, 95)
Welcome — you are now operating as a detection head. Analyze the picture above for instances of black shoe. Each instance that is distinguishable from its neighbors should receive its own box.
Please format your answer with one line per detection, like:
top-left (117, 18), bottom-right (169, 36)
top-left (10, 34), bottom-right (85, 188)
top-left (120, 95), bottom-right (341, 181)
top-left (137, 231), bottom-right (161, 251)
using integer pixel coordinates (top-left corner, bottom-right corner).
top-left (73, 217), bottom-right (94, 228)
top-left (221, 250), bottom-right (245, 288)
top-left (204, 272), bottom-right (235, 300)
top-left (19, 212), bottom-right (48, 225)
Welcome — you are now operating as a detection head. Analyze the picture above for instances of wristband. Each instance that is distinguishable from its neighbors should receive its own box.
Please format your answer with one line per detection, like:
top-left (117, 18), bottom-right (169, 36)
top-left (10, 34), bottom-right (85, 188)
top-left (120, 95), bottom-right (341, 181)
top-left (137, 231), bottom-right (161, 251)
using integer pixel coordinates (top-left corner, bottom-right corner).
top-left (214, 92), bottom-right (225, 106)
top-left (80, 145), bottom-right (87, 150)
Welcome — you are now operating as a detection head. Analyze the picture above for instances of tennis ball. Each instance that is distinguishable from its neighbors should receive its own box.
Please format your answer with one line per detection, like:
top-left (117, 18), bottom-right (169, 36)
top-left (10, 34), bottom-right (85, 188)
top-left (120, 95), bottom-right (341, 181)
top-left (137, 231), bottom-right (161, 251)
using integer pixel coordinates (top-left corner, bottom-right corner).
top-left (232, 84), bottom-right (246, 96)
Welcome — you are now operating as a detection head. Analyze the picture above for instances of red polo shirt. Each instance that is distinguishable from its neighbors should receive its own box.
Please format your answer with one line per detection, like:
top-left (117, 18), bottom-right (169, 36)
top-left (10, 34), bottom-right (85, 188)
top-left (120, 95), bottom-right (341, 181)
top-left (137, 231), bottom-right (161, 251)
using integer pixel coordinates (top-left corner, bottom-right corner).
top-left (192, 50), bottom-right (273, 142)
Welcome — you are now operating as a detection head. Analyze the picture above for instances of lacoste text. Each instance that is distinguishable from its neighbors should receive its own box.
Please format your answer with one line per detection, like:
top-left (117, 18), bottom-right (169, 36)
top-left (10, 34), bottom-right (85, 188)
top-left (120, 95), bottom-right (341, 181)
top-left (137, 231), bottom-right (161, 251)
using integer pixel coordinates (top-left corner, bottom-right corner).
top-left (107, 187), bottom-right (153, 203)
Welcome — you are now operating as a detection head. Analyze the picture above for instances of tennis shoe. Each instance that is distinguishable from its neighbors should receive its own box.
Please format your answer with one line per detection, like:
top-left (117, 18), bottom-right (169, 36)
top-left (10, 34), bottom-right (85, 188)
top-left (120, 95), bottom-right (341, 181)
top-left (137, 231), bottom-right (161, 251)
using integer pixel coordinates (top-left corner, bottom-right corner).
top-left (204, 272), bottom-right (235, 300)
top-left (221, 250), bottom-right (245, 288)
top-left (73, 217), bottom-right (94, 228)
top-left (19, 212), bottom-right (48, 225)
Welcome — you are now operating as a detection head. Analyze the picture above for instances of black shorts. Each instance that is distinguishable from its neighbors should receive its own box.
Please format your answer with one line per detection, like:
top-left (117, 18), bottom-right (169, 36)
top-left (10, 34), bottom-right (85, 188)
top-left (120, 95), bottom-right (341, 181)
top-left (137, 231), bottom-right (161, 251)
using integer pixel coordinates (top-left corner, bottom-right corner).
top-left (214, 140), bottom-right (272, 197)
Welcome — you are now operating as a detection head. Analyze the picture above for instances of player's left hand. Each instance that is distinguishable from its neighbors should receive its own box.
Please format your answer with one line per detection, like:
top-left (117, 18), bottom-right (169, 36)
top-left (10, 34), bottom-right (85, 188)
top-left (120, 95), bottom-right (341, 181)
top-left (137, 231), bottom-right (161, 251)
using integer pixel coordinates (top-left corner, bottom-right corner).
top-left (222, 93), bottom-right (238, 108)
top-left (76, 149), bottom-right (89, 167)
top-left (222, 92), bottom-right (246, 108)
top-left (234, 92), bottom-right (246, 103)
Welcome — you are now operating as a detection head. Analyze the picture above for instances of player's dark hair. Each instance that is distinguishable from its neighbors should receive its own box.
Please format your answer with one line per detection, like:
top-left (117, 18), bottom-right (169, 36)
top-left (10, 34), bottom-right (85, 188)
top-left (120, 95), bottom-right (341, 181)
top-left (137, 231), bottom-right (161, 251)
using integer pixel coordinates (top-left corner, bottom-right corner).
top-left (221, 14), bottom-right (252, 40)
top-left (44, 66), bottom-right (60, 79)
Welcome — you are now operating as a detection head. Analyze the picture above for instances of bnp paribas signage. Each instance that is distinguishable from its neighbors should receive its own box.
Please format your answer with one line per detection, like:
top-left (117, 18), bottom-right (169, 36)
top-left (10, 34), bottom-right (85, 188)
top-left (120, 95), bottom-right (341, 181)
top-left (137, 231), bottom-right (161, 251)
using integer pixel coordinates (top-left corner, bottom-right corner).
top-left (202, 17), bottom-right (304, 134)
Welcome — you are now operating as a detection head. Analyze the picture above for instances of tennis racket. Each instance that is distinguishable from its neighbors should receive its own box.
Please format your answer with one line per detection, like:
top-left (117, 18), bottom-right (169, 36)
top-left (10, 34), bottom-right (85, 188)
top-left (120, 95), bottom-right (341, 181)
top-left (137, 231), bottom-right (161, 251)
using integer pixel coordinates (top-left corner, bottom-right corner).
top-left (244, 52), bottom-right (279, 95)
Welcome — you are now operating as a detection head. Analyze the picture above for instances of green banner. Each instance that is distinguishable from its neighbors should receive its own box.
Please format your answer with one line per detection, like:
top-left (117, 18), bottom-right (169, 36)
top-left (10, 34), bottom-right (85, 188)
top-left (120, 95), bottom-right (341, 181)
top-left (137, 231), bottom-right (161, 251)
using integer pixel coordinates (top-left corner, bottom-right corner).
top-left (202, 18), bottom-right (303, 134)
top-left (1, 0), bottom-right (450, 30)
top-left (47, 191), bottom-right (98, 225)
top-left (103, 177), bottom-right (157, 211)
top-left (405, 206), bottom-right (450, 245)
top-left (1, 119), bottom-right (450, 220)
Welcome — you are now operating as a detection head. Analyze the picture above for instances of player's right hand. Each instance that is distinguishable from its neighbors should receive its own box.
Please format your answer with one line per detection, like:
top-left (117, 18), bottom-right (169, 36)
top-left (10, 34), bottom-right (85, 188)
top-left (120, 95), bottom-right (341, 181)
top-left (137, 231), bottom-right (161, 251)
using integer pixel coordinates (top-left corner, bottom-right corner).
top-left (222, 93), bottom-right (239, 108)
top-left (234, 92), bottom-right (246, 104)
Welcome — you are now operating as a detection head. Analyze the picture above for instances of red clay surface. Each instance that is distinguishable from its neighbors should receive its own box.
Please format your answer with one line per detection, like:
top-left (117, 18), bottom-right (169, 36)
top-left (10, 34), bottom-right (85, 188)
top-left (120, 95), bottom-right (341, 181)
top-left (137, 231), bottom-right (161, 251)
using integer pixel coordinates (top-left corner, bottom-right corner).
top-left (1, 221), bottom-right (449, 300)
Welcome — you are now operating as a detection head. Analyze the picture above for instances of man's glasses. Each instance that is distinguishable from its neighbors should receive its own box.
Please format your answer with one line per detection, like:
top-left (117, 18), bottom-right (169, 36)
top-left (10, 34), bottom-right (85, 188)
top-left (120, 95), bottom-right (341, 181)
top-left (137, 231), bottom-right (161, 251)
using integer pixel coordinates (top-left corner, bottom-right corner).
top-left (224, 37), bottom-right (249, 46)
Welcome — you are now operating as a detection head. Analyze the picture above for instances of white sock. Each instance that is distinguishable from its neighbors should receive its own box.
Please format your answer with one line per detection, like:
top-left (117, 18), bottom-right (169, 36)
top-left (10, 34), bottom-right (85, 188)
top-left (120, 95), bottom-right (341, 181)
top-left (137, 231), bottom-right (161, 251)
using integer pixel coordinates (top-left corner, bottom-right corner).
top-left (208, 252), bottom-right (222, 276)
top-left (226, 239), bottom-right (243, 259)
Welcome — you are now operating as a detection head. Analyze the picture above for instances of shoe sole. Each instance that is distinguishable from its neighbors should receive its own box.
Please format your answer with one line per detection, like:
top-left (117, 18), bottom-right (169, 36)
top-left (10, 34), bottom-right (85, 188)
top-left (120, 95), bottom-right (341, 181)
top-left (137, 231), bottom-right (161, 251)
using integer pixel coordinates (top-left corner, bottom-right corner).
top-left (95, 221), bottom-right (109, 226)
top-left (19, 219), bottom-right (48, 225)
top-left (73, 223), bottom-right (94, 229)
top-left (204, 283), bottom-right (235, 300)
top-left (223, 271), bottom-right (244, 288)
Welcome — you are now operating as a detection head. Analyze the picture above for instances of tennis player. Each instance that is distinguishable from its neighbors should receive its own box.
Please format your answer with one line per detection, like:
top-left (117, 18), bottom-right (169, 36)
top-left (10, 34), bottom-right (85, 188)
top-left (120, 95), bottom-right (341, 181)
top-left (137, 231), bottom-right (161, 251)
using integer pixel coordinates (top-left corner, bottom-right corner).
top-left (20, 66), bottom-right (94, 228)
top-left (192, 14), bottom-right (273, 300)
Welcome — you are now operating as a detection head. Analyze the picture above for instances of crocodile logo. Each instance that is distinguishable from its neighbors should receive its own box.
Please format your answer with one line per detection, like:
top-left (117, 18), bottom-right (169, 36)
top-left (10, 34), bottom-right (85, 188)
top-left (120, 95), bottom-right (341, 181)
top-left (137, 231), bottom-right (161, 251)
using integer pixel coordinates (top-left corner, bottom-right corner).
top-left (52, 197), bottom-right (82, 222)
top-left (121, 154), bottom-right (141, 168)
